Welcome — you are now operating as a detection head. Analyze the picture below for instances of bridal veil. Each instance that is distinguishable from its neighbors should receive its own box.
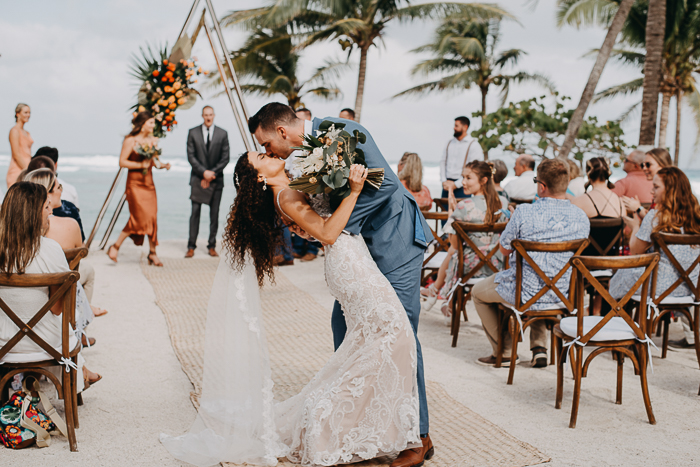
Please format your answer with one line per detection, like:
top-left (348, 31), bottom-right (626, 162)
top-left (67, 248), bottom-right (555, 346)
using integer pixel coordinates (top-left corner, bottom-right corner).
top-left (160, 253), bottom-right (288, 466)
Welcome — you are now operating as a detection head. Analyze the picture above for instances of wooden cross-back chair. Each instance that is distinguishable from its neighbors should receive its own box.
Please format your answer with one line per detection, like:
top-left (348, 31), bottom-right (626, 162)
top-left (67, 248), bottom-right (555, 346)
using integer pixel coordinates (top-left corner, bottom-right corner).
top-left (508, 198), bottom-right (533, 209)
top-left (496, 239), bottom-right (589, 385)
top-left (586, 217), bottom-right (625, 257)
top-left (421, 211), bottom-right (450, 286)
top-left (0, 271), bottom-right (81, 451)
top-left (63, 247), bottom-right (88, 272)
top-left (555, 253), bottom-right (659, 428)
top-left (449, 221), bottom-right (508, 347)
top-left (433, 198), bottom-right (449, 213)
top-left (636, 233), bottom-right (700, 367)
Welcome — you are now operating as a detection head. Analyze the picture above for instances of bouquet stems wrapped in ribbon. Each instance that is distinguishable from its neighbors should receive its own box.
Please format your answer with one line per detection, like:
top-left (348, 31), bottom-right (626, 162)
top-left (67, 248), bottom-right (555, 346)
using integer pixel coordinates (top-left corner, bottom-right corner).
top-left (289, 120), bottom-right (384, 208)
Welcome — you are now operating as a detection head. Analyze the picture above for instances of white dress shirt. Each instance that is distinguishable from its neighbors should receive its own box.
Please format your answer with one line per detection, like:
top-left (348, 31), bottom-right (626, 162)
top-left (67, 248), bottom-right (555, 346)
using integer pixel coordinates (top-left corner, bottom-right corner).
top-left (504, 170), bottom-right (537, 200)
top-left (439, 135), bottom-right (484, 189)
top-left (58, 177), bottom-right (79, 209)
top-left (202, 124), bottom-right (214, 147)
top-left (285, 119), bottom-right (313, 179)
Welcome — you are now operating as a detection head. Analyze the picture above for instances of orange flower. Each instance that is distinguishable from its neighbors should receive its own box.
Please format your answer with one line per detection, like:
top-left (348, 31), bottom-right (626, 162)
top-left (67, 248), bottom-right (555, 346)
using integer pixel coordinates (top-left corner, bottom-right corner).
top-left (152, 70), bottom-right (160, 77)
top-left (173, 81), bottom-right (181, 90)
top-left (167, 63), bottom-right (176, 72)
top-left (167, 127), bottom-right (172, 131)
top-left (165, 71), bottom-right (173, 78)
top-left (161, 76), bottom-right (167, 82)
top-left (165, 108), bottom-right (170, 114)
top-left (173, 120), bottom-right (178, 125)
top-left (167, 95), bottom-right (176, 103)
top-left (132, 112), bottom-right (138, 117)
top-left (165, 115), bottom-right (173, 121)
top-left (177, 97), bottom-right (186, 105)
top-left (203, 70), bottom-right (209, 75)
top-left (175, 90), bottom-right (183, 98)
top-left (169, 77), bottom-right (174, 82)
top-left (163, 59), bottom-right (169, 65)
top-left (164, 86), bottom-right (172, 93)
top-left (138, 105), bottom-right (146, 112)
top-left (168, 103), bottom-right (177, 110)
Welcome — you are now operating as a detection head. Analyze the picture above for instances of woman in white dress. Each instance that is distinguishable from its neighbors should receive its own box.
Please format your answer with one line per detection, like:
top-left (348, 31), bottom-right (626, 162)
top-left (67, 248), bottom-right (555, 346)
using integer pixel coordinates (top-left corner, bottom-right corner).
top-left (162, 153), bottom-right (421, 466)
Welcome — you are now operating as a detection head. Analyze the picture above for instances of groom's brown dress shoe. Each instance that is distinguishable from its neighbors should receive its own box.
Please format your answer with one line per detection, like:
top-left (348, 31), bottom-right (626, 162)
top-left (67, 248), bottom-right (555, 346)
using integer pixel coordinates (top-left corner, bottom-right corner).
top-left (208, 248), bottom-right (219, 257)
top-left (185, 249), bottom-right (195, 258)
top-left (391, 434), bottom-right (434, 467)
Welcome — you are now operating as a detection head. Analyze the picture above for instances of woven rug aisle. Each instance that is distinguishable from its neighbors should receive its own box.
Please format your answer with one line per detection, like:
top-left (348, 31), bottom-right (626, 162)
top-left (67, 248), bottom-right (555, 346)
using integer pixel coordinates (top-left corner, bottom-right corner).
top-left (142, 258), bottom-right (550, 467)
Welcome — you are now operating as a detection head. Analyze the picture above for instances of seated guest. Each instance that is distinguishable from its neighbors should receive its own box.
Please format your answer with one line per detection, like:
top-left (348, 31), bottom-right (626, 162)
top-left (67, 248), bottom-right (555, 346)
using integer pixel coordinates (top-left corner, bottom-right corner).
top-left (492, 159), bottom-right (509, 201)
top-left (472, 158), bottom-right (590, 368)
top-left (422, 161), bottom-right (507, 320)
top-left (24, 169), bottom-right (107, 324)
top-left (33, 146), bottom-right (80, 208)
top-left (0, 182), bottom-right (100, 390)
top-left (622, 147), bottom-right (673, 220)
top-left (610, 167), bottom-right (700, 347)
top-left (566, 158), bottom-right (586, 197)
top-left (571, 157), bottom-right (623, 221)
top-left (504, 154), bottom-right (537, 201)
top-left (611, 149), bottom-right (653, 204)
top-left (398, 152), bottom-right (432, 210)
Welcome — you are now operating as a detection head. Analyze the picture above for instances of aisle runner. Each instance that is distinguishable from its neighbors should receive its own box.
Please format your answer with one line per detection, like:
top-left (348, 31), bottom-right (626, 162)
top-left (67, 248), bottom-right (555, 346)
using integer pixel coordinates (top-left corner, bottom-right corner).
top-left (143, 258), bottom-right (549, 467)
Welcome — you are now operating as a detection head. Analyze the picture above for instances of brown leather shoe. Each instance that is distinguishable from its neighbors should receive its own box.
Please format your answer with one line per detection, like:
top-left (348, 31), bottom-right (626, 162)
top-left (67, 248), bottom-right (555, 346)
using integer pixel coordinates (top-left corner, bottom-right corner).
top-left (185, 249), bottom-right (195, 258)
top-left (208, 248), bottom-right (219, 257)
top-left (391, 435), bottom-right (434, 467)
top-left (300, 252), bottom-right (317, 262)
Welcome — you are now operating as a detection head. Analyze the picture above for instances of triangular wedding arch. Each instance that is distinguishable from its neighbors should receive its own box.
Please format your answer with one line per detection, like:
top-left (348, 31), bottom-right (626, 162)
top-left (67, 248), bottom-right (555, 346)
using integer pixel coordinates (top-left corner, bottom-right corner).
top-left (86, 0), bottom-right (257, 248)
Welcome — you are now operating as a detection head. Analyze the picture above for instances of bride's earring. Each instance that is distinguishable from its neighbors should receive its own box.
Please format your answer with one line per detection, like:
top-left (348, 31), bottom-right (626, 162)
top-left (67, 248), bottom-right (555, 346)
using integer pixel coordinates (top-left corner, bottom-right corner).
top-left (262, 177), bottom-right (268, 191)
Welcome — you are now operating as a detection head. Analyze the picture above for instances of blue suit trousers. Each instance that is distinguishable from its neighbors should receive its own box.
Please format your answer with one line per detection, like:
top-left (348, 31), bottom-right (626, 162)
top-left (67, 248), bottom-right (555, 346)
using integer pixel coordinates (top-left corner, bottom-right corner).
top-left (331, 252), bottom-right (429, 436)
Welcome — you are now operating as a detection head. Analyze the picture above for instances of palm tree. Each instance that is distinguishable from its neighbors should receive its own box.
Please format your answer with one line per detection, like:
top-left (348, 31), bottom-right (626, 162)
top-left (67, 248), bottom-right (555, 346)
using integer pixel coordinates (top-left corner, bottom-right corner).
top-left (638, 0), bottom-right (667, 145)
top-left (223, 1), bottom-right (510, 122)
top-left (392, 17), bottom-right (554, 123)
top-left (555, 0), bottom-right (636, 160)
top-left (208, 26), bottom-right (348, 109)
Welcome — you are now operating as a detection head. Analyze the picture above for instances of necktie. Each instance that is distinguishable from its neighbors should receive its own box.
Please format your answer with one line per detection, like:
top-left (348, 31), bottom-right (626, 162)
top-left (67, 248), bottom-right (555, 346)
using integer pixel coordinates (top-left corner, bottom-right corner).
top-left (206, 128), bottom-right (211, 151)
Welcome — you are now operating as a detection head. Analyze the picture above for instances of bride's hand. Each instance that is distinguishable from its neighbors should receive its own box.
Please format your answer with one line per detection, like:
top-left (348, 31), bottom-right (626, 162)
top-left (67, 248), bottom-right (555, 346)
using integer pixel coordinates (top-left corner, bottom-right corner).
top-left (348, 164), bottom-right (368, 195)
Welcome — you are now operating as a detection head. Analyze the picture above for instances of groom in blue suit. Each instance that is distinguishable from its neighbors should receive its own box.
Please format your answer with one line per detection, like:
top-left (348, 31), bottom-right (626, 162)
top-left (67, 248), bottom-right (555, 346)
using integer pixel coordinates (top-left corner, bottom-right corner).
top-left (249, 103), bottom-right (434, 467)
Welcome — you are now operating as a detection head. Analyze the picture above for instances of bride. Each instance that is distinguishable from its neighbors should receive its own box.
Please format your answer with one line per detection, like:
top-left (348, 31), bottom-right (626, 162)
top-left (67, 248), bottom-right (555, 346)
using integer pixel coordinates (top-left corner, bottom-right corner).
top-left (161, 152), bottom-right (421, 466)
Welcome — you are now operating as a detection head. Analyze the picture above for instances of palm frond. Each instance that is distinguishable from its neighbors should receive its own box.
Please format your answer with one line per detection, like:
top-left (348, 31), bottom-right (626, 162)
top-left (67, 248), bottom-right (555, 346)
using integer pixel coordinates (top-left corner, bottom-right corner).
top-left (410, 58), bottom-right (474, 77)
top-left (395, 3), bottom-right (515, 23)
top-left (556, 0), bottom-right (619, 29)
top-left (592, 77), bottom-right (644, 103)
top-left (392, 70), bottom-right (480, 99)
top-left (494, 48), bottom-right (526, 69)
top-left (129, 43), bottom-right (168, 83)
top-left (615, 100), bottom-right (642, 124)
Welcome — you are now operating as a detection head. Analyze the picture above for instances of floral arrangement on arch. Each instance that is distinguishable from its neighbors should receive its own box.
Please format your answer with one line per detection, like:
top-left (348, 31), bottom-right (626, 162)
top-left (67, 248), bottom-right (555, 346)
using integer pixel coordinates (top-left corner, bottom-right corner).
top-left (130, 44), bottom-right (208, 137)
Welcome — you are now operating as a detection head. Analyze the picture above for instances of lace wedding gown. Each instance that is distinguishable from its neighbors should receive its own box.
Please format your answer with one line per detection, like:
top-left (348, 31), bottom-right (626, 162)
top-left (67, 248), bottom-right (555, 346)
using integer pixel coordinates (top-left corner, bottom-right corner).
top-left (161, 194), bottom-right (420, 466)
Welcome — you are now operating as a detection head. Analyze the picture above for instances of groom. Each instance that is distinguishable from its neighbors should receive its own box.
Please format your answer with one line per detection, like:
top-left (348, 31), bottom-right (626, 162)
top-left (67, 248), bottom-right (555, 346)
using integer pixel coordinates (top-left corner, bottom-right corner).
top-left (249, 103), bottom-right (434, 467)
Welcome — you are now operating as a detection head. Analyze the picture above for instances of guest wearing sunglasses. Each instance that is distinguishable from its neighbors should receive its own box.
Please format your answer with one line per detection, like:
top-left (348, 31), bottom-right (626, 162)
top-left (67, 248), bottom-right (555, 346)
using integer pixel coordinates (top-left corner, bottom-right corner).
top-left (622, 148), bottom-right (673, 220)
top-left (611, 149), bottom-right (653, 204)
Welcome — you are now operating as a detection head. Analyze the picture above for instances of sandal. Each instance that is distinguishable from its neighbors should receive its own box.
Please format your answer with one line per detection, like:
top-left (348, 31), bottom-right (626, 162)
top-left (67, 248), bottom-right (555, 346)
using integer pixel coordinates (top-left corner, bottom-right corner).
top-left (107, 244), bottom-right (119, 263)
top-left (81, 335), bottom-right (96, 347)
top-left (148, 252), bottom-right (163, 267)
top-left (421, 284), bottom-right (439, 311)
top-left (83, 374), bottom-right (102, 391)
top-left (92, 306), bottom-right (108, 317)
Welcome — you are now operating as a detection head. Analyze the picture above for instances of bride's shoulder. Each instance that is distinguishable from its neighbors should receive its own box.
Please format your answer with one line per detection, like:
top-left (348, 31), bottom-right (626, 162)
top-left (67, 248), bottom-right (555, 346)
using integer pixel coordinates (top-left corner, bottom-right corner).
top-left (278, 188), bottom-right (307, 205)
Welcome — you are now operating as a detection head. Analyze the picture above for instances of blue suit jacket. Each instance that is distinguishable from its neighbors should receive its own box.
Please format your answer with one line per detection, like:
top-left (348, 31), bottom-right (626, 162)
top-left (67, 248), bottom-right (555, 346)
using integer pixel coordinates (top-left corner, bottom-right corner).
top-left (312, 117), bottom-right (432, 274)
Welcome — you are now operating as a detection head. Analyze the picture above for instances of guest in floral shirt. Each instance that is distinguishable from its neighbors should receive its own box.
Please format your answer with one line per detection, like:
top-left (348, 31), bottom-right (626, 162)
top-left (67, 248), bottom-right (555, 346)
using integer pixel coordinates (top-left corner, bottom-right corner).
top-left (472, 158), bottom-right (590, 368)
top-left (422, 161), bottom-right (507, 321)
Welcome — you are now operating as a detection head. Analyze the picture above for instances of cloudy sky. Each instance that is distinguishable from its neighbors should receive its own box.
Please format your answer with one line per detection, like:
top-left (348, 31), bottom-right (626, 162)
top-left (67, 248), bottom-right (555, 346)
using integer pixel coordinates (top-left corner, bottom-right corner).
top-left (0, 0), bottom-right (696, 167)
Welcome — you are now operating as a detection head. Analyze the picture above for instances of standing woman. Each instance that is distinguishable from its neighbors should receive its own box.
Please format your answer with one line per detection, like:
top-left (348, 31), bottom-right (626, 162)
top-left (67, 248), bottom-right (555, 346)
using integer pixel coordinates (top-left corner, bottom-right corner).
top-left (7, 103), bottom-right (33, 188)
top-left (107, 112), bottom-right (171, 266)
top-left (622, 147), bottom-right (673, 220)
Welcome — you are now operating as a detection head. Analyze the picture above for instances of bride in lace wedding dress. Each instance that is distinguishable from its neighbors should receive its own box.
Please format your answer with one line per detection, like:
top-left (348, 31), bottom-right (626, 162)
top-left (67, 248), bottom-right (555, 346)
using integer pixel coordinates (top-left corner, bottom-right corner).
top-left (161, 152), bottom-right (420, 466)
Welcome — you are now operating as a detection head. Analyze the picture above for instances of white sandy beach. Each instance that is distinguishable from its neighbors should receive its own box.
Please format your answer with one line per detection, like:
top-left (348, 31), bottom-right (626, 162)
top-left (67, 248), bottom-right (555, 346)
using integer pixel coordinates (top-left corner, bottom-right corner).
top-left (7, 239), bottom-right (700, 466)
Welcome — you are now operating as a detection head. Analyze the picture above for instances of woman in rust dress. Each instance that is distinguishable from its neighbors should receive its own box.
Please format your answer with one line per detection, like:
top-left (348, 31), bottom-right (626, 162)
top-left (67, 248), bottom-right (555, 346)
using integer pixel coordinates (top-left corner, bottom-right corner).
top-left (107, 111), bottom-right (171, 266)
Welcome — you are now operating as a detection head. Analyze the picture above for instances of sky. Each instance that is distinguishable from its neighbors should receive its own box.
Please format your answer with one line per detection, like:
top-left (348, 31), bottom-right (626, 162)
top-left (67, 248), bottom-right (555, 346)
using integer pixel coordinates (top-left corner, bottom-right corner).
top-left (0, 0), bottom-right (697, 167)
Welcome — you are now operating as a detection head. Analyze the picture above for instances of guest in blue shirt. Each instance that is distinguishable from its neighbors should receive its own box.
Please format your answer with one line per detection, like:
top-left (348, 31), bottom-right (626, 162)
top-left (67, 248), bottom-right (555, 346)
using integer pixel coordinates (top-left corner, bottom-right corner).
top-left (471, 158), bottom-right (590, 368)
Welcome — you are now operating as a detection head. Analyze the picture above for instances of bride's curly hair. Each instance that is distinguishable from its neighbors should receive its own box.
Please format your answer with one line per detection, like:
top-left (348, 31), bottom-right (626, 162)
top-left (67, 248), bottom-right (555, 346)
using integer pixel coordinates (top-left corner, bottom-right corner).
top-left (223, 153), bottom-right (283, 286)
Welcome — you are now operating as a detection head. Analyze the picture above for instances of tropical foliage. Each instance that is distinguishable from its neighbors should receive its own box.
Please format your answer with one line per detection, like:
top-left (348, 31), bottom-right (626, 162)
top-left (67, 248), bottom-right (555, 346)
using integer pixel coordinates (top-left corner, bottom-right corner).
top-left (471, 94), bottom-right (628, 160)
top-left (222, 0), bottom-right (509, 121)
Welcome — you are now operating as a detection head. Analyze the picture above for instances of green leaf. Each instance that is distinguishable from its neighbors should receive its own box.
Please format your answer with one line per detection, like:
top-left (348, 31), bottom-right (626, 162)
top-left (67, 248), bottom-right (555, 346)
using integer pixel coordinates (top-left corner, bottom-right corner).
top-left (353, 129), bottom-right (367, 144)
top-left (333, 169), bottom-right (346, 188)
top-left (322, 173), bottom-right (334, 189)
top-left (319, 120), bottom-right (334, 131)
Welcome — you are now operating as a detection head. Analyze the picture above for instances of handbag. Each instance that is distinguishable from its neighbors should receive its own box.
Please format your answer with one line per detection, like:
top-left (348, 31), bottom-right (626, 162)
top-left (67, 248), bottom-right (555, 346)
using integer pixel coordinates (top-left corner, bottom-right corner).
top-left (0, 376), bottom-right (68, 449)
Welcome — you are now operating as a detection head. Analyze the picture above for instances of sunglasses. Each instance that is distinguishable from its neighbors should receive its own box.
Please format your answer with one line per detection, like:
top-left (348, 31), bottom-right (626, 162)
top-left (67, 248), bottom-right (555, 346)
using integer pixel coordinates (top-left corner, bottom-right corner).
top-left (641, 162), bottom-right (653, 169)
top-left (533, 177), bottom-right (545, 186)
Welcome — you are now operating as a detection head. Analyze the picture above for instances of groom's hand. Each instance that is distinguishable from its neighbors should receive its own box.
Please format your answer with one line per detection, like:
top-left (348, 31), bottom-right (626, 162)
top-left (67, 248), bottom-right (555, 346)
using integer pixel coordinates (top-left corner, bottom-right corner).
top-left (203, 170), bottom-right (216, 182)
top-left (288, 223), bottom-right (312, 240)
top-left (201, 179), bottom-right (211, 189)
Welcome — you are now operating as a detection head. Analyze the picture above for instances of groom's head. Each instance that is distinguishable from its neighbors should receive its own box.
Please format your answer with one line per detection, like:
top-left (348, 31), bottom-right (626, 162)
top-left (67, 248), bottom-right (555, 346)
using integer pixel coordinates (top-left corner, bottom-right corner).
top-left (248, 103), bottom-right (305, 160)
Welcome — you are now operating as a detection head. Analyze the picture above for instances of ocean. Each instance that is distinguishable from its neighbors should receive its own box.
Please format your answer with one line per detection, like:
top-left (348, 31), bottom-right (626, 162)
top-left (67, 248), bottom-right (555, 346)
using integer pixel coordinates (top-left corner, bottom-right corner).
top-left (0, 153), bottom-right (698, 245)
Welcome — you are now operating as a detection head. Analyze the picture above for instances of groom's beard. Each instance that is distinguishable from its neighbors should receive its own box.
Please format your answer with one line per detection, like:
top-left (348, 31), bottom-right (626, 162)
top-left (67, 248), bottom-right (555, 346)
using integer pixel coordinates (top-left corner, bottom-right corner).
top-left (454, 131), bottom-right (466, 138)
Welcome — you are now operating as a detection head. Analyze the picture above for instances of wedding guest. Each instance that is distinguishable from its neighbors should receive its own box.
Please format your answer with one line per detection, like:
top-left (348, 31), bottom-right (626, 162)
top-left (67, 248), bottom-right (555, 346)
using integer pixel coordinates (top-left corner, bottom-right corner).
top-left (422, 161), bottom-right (507, 320)
top-left (571, 157), bottom-right (623, 220)
top-left (610, 167), bottom-right (700, 347)
top-left (492, 159), bottom-right (509, 201)
top-left (33, 146), bottom-right (80, 208)
top-left (440, 116), bottom-right (484, 199)
top-left (610, 150), bottom-right (653, 204)
top-left (622, 147), bottom-right (673, 220)
top-left (398, 152), bottom-right (432, 210)
top-left (339, 108), bottom-right (355, 121)
top-left (295, 107), bottom-right (312, 121)
top-left (289, 107), bottom-right (318, 262)
top-left (503, 154), bottom-right (537, 200)
top-left (566, 158), bottom-right (586, 197)
top-left (472, 158), bottom-right (589, 368)
top-left (107, 111), bottom-right (171, 266)
top-left (185, 106), bottom-right (230, 258)
top-left (7, 103), bottom-right (33, 188)
top-left (0, 182), bottom-right (100, 390)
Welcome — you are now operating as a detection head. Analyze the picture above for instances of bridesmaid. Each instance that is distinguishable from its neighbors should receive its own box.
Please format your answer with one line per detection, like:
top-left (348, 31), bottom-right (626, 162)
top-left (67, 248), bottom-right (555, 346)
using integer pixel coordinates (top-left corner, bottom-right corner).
top-left (7, 103), bottom-right (33, 188)
top-left (107, 111), bottom-right (171, 266)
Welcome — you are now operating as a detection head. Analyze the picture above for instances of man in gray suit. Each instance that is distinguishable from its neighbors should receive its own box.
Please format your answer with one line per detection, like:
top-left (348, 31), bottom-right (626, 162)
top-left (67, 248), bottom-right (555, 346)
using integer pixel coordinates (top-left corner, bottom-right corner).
top-left (248, 103), bottom-right (434, 467)
top-left (186, 106), bottom-right (230, 258)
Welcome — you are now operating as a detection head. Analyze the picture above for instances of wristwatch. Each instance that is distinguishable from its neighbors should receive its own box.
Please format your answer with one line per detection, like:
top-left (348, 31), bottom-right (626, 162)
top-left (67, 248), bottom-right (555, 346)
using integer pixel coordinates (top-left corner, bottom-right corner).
top-left (635, 207), bottom-right (643, 215)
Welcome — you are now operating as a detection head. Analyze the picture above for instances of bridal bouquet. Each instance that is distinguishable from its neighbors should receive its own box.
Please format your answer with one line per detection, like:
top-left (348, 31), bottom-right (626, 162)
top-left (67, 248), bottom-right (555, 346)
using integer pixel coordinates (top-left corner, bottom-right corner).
top-left (135, 142), bottom-right (162, 174)
top-left (290, 120), bottom-right (384, 207)
top-left (130, 45), bottom-right (208, 137)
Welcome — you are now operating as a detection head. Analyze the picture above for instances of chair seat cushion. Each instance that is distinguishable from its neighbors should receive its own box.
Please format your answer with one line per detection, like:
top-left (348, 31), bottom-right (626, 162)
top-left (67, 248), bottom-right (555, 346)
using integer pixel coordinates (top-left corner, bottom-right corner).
top-left (631, 294), bottom-right (700, 306)
top-left (0, 334), bottom-right (79, 364)
top-left (560, 316), bottom-right (637, 342)
top-left (590, 269), bottom-right (613, 278)
top-left (466, 277), bottom-right (484, 286)
top-left (423, 251), bottom-right (448, 269)
top-left (502, 301), bottom-right (568, 312)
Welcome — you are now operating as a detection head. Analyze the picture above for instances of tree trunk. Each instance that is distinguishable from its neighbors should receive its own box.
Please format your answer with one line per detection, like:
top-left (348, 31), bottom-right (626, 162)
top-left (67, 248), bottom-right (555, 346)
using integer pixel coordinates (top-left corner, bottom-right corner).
top-left (557, 0), bottom-right (636, 160)
top-left (481, 87), bottom-right (488, 160)
top-left (639, 0), bottom-right (667, 145)
top-left (354, 46), bottom-right (369, 123)
top-left (674, 91), bottom-right (682, 165)
top-left (658, 92), bottom-right (672, 147)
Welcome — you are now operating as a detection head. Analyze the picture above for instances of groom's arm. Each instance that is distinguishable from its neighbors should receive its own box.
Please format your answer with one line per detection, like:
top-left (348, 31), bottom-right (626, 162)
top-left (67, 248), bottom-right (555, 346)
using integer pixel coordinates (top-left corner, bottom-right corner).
top-left (211, 131), bottom-right (230, 175)
top-left (187, 130), bottom-right (206, 177)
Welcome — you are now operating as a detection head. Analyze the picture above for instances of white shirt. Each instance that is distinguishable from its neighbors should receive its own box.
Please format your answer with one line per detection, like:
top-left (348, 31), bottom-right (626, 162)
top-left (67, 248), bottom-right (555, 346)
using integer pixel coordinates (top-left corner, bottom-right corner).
top-left (285, 119), bottom-right (313, 179)
top-left (202, 124), bottom-right (214, 146)
top-left (439, 135), bottom-right (484, 189)
top-left (504, 170), bottom-right (537, 200)
top-left (58, 177), bottom-right (79, 209)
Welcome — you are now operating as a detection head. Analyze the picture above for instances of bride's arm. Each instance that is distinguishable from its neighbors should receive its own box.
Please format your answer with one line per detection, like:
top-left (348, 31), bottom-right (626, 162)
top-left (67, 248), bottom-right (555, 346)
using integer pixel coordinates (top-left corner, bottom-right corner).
top-left (279, 165), bottom-right (368, 245)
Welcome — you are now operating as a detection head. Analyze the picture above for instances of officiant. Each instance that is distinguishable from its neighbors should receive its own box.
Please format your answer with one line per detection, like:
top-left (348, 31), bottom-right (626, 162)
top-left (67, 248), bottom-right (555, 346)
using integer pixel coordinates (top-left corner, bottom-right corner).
top-left (186, 106), bottom-right (230, 258)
